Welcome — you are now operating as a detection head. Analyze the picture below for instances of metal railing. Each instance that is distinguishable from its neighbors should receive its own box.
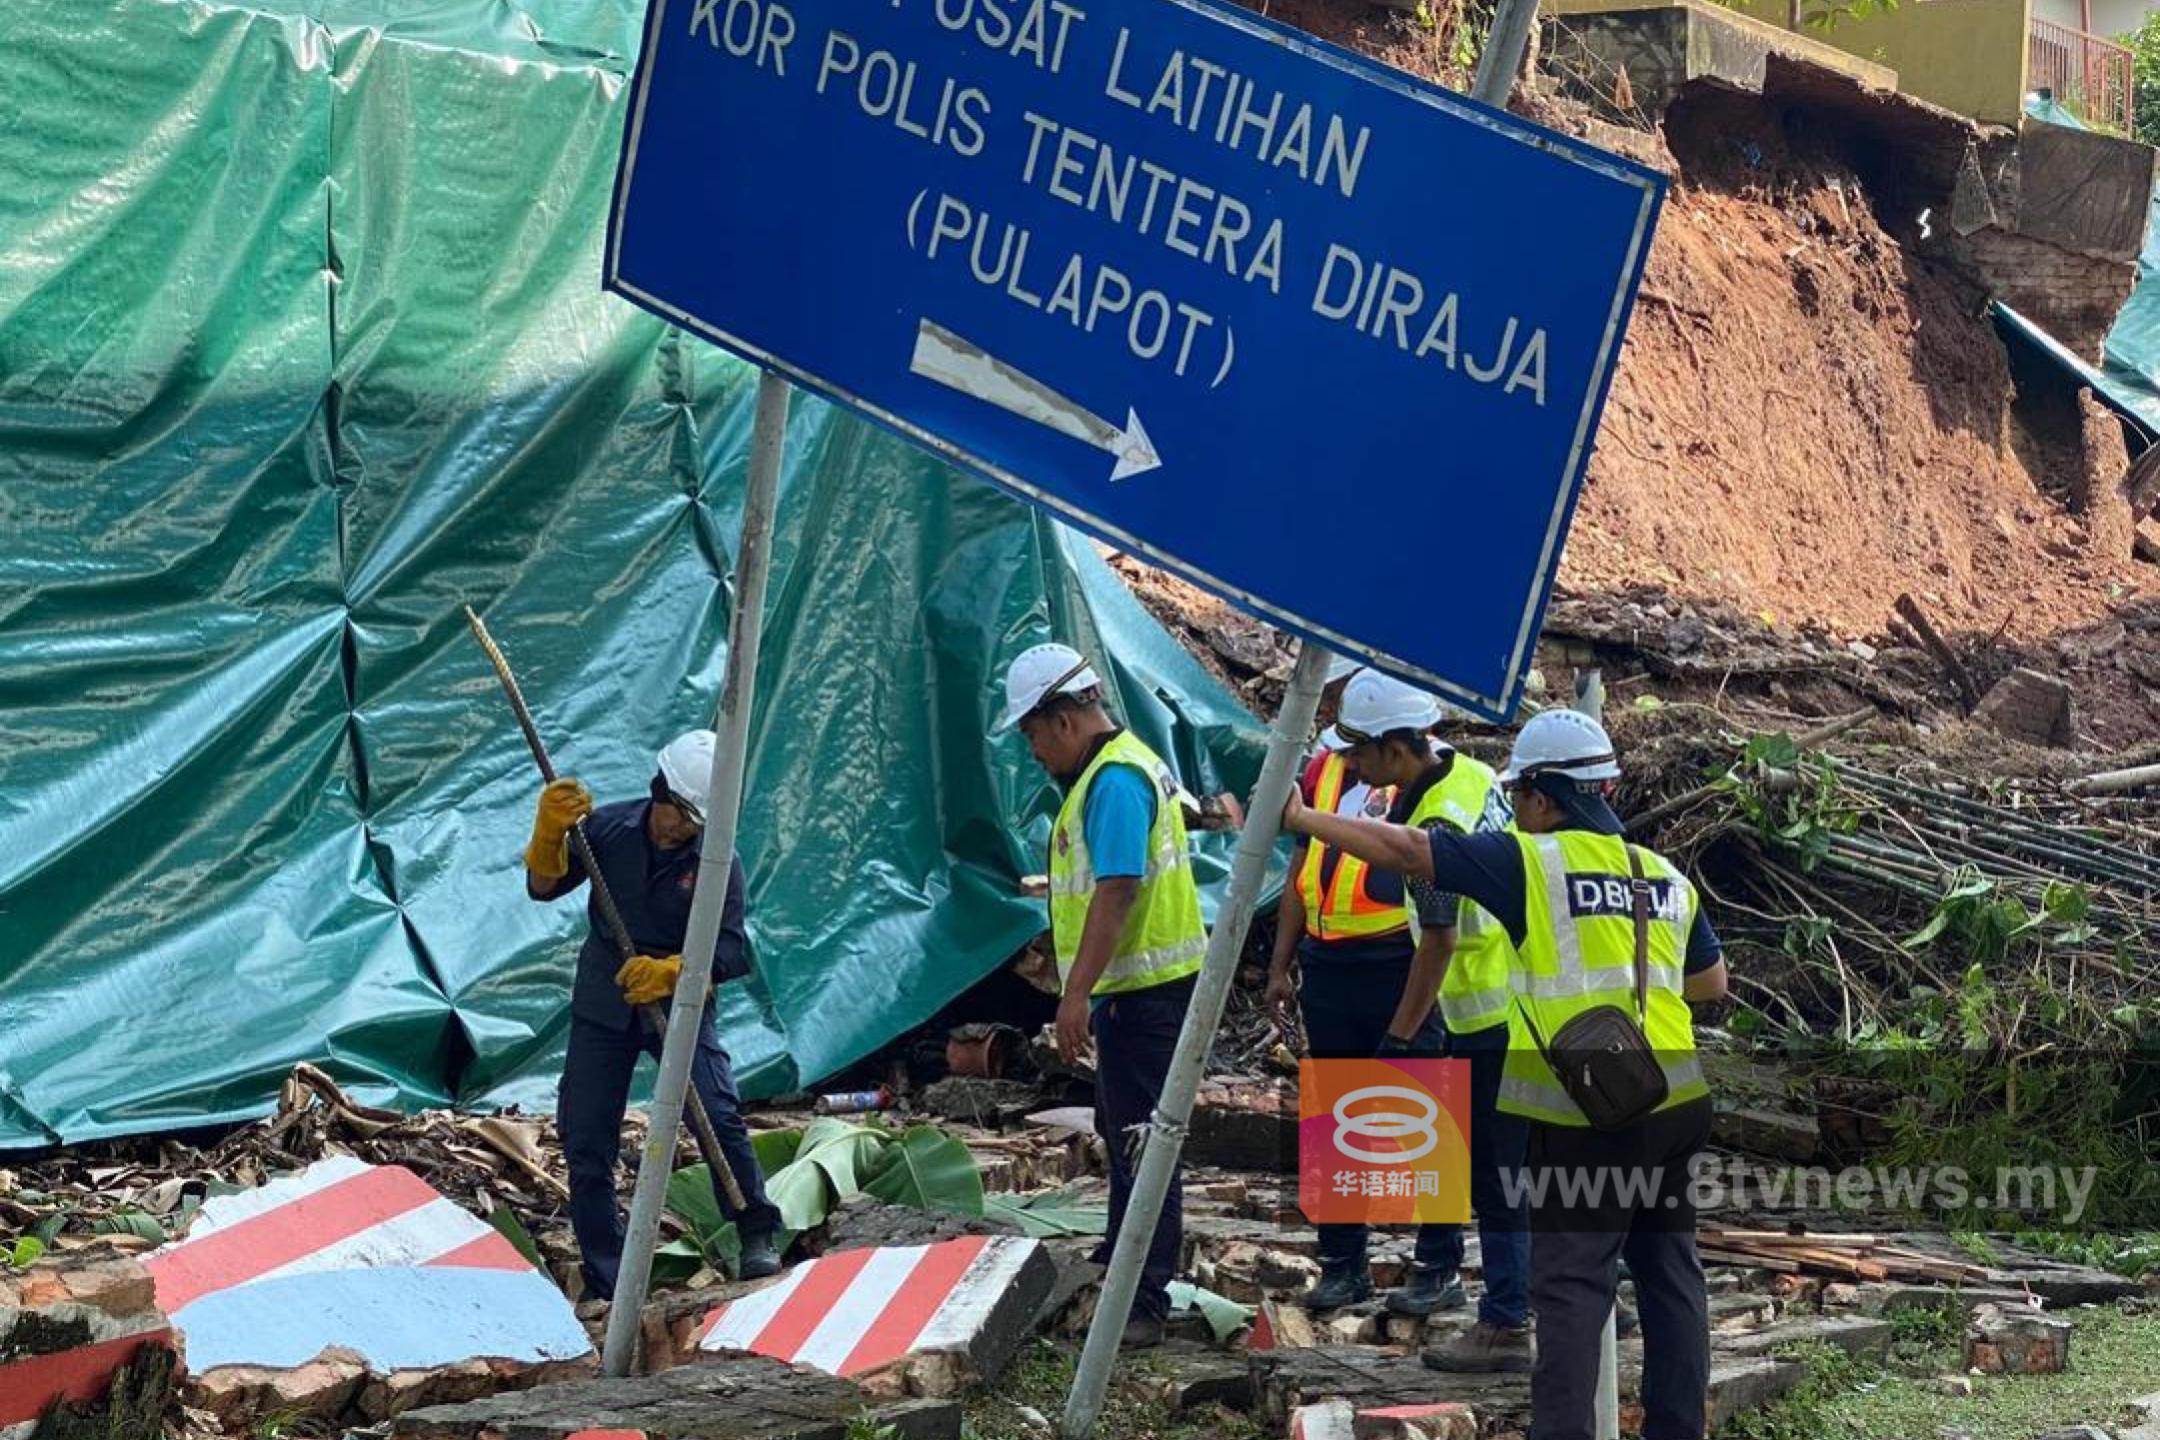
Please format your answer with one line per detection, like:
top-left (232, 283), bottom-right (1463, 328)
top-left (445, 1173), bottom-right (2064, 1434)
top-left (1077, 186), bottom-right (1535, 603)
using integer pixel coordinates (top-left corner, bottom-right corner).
top-left (2028, 16), bottom-right (2135, 133)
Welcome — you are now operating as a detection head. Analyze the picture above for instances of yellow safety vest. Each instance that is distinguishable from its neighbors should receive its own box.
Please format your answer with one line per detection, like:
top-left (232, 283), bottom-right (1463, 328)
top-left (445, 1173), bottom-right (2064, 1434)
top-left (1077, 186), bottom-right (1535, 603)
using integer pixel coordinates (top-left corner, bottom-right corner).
top-left (1402, 755), bottom-right (1515, 1036)
top-left (1499, 831), bottom-right (1709, 1126)
top-left (1047, 731), bottom-right (1208, 997)
top-left (1295, 751), bottom-right (1405, 942)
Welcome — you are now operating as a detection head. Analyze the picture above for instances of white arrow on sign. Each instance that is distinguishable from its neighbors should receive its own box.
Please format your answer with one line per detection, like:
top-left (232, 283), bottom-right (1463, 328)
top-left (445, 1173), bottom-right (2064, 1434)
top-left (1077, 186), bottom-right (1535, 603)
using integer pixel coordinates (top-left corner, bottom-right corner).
top-left (909, 318), bottom-right (1160, 482)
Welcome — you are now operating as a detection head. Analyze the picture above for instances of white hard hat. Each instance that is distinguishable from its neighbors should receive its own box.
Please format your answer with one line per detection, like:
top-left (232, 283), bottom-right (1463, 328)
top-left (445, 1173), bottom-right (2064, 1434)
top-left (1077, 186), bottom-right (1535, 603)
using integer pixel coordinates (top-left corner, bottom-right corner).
top-left (1501, 709), bottom-right (1621, 784)
top-left (1335, 671), bottom-right (1443, 744)
top-left (997, 642), bottom-right (1102, 732)
top-left (657, 729), bottom-right (718, 825)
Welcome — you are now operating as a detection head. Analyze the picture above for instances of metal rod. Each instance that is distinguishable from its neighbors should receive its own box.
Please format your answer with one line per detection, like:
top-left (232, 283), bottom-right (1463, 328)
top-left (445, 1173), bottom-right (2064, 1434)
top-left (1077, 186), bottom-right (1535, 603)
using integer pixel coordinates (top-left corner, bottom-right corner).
top-left (603, 369), bottom-right (791, 1377)
top-left (464, 608), bottom-right (747, 1211)
top-left (1471, 0), bottom-right (1540, 106)
top-left (1595, 1307), bottom-right (1620, 1439)
top-left (1061, 639), bottom-right (1331, 1440)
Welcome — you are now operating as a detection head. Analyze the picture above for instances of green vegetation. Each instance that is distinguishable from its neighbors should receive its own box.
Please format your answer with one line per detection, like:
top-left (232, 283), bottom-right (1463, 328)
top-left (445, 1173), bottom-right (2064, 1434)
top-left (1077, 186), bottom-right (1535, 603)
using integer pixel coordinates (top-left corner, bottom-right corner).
top-left (2124, 13), bottom-right (2160, 148)
top-left (1718, 1304), bottom-right (2160, 1439)
top-left (659, 1118), bottom-right (984, 1282)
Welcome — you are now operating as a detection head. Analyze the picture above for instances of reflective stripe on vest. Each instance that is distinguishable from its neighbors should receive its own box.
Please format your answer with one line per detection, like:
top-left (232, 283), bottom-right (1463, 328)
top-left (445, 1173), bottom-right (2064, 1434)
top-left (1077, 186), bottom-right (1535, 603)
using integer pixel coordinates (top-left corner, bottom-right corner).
top-left (1499, 831), bottom-right (1709, 1125)
top-left (1295, 751), bottom-right (1406, 942)
top-left (1047, 731), bottom-right (1209, 997)
top-left (1404, 755), bottom-right (1515, 1035)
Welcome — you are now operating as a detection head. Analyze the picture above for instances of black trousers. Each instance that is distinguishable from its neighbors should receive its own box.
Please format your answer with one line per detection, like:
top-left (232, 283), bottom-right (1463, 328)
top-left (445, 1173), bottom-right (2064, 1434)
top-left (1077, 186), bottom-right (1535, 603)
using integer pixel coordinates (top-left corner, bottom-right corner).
top-left (1091, 974), bottom-right (1196, 1320)
top-left (1299, 963), bottom-right (1452, 1272)
top-left (1526, 1098), bottom-right (1712, 1440)
top-left (559, 1015), bottom-right (782, 1300)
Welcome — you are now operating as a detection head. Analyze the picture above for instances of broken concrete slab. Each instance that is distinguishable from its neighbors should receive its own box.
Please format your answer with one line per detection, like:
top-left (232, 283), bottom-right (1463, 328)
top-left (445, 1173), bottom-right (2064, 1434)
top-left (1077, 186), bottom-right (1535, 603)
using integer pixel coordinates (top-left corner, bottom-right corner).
top-left (1704, 1357), bottom-right (1807, 1428)
top-left (1288, 1396), bottom-right (1479, 1440)
top-left (141, 1156), bottom-right (593, 1417)
top-left (1541, 0), bottom-right (1896, 121)
top-left (694, 1236), bottom-right (1051, 1395)
top-left (1723, 1314), bottom-right (1894, 1361)
top-left (920, 1078), bottom-right (1044, 1128)
top-left (1710, 1104), bottom-right (1821, 1164)
top-left (1187, 1080), bottom-right (1298, 1172)
top-left (393, 1356), bottom-right (960, 1440)
top-left (1252, 1345), bottom-right (1530, 1429)
top-left (1353, 1404), bottom-right (1478, 1440)
top-left (1130, 1340), bottom-right (1253, 1413)
top-left (815, 1195), bottom-right (1021, 1255)
top-left (1974, 667), bottom-right (2076, 746)
top-left (0, 1249), bottom-right (176, 1440)
top-left (1965, 1302), bottom-right (2072, 1375)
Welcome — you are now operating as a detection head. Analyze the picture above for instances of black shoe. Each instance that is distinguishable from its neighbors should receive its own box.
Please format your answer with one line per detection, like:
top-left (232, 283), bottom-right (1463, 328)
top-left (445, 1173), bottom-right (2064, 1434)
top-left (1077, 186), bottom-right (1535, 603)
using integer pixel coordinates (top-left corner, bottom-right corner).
top-left (1422, 1320), bottom-right (1535, 1373)
top-left (738, 1229), bottom-right (782, 1280)
top-left (1120, 1311), bottom-right (1166, 1348)
top-left (1386, 1265), bottom-right (1468, 1316)
top-left (1302, 1263), bottom-right (1374, 1311)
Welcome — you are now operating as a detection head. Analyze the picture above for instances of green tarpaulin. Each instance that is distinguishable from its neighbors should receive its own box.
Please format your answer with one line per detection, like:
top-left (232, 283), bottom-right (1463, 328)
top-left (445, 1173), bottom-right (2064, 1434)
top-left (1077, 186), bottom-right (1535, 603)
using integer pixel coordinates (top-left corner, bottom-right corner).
top-left (0, 0), bottom-right (1270, 1148)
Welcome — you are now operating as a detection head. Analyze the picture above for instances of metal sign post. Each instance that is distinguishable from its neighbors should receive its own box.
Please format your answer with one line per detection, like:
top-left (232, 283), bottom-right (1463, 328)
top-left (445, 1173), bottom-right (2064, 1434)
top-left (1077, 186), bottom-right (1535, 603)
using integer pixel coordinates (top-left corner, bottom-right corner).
top-left (601, 369), bottom-right (793, 1377)
top-left (1061, 639), bottom-right (1332, 1440)
top-left (604, 0), bottom-right (1663, 722)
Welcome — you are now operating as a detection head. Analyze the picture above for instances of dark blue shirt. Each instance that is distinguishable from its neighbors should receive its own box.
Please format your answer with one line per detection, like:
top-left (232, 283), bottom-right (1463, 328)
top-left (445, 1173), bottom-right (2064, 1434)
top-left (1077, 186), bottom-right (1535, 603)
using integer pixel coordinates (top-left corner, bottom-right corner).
top-left (530, 799), bottom-right (750, 1030)
top-left (1426, 826), bottom-right (1723, 973)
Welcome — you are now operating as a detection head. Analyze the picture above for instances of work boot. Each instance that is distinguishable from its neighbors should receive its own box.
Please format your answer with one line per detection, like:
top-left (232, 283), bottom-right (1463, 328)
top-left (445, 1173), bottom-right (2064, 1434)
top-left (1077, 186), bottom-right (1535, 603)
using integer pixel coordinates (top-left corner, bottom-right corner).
top-left (1385, 1265), bottom-right (1467, 1316)
top-left (738, 1228), bottom-right (782, 1280)
top-left (1422, 1320), bottom-right (1535, 1373)
top-left (1120, 1311), bottom-right (1166, 1349)
top-left (1302, 1262), bottom-right (1374, 1311)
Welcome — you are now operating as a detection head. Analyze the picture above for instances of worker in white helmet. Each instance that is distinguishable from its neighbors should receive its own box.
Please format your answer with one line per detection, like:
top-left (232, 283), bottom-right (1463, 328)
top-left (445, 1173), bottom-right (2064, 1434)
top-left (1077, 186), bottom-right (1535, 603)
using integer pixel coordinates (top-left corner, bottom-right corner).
top-left (997, 642), bottom-right (1209, 1348)
top-left (1274, 670), bottom-right (1530, 1326)
top-left (525, 729), bottom-right (783, 1302)
top-left (1283, 708), bottom-right (1726, 1439)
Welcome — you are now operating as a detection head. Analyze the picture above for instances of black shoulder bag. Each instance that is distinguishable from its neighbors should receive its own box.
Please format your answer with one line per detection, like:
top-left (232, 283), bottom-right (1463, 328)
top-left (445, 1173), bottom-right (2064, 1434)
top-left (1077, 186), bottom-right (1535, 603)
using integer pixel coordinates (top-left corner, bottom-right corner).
top-left (1515, 845), bottom-right (1669, 1131)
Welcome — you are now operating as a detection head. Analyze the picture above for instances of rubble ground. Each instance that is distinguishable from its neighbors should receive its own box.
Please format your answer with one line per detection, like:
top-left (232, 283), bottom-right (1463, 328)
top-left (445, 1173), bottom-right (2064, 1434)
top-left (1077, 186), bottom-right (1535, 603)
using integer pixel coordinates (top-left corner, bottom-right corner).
top-left (959, 1339), bottom-right (1265, 1440)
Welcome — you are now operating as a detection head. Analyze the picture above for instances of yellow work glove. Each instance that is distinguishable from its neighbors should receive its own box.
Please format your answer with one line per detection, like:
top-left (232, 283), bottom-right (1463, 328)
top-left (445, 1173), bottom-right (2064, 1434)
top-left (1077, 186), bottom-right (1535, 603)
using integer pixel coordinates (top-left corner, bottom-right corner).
top-left (616, 953), bottom-right (684, 1007)
top-left (524, 777), bottom-right (593, 880)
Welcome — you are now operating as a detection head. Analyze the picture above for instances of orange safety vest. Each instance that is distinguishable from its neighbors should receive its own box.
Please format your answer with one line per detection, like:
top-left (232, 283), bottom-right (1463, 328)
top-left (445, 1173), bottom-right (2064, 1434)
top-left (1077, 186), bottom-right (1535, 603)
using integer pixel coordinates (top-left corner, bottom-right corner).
top-left (1295, 751), bottom-right (1408, 943)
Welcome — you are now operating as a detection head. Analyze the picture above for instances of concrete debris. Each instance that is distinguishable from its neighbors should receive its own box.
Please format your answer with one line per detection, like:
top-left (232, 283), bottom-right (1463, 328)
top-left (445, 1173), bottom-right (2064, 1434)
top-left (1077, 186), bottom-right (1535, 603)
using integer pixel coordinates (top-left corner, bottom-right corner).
top-left (392, 1355), bottom-right (959, 1440)
top-left (1253, 1346), bottom-right (1530, 1429)
top-left (1708, 1104), bottom-right (1821, 1164)
top-left (0, 1248), bottom-right (177, 1440)
top-left (1707, 1292), bottom-right (1778, 1333)
top-left (1724, 1314), bottom-right (1893, 1361)
top-left (141, 1156), bottom-right (593, 1420)
top-left (2032, 1427), bottom-right (2114, 1440)
top-left (1190, 1240), bottom-right (1321, 1304)
top-left (1973, 666), bottom-right (2076, 746)
top-left (1965, 1302), bottom-right (2073, 1375)
top-left (1924, 1374), bottom-right (1975, 1397)
top-left (1187, 1079), bottom-right (1299, 1172)
top-left (1250, 1299), bottom-right (1319, 1352)
top-left (1353, 1404), bottom-right (1478, 1440)
top-left (919, 1078), bottom-right (1042, 1129)
top-left (1130, 1341), bottom-right (1254, 1413)
top-left (1703, 1357), bottom-right (1808, 1428)
top-left (813, 1195), bottom-right (1022, 1255)
top-left (694, 1236), bottom-right (1052, 1395)
top-left (2121, 1392), bottom-right (2160, 1440)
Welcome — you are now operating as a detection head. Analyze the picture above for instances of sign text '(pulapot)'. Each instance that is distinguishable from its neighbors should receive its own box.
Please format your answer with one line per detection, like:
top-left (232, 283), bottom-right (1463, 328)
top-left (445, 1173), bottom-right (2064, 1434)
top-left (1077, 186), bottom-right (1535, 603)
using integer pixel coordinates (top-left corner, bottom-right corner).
top-left (684, 0), bottom-right (1551, 405)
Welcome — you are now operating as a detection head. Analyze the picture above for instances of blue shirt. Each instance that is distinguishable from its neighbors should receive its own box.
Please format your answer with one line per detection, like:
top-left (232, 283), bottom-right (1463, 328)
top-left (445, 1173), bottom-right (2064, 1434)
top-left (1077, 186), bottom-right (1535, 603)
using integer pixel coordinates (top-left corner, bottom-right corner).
top-left (1425, 826), bottom-right (1723, 973)
top-left (1083, 763), bottom-right (1158, 879)
top-left (530, 798), bottom-right (750, 1030)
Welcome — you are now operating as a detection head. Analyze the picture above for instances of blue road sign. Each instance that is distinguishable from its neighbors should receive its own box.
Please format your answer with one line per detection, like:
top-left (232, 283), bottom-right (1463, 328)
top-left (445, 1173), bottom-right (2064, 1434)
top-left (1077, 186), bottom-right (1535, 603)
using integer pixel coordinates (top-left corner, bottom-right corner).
top-left (607, 0), bottom-right (1663, 719)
